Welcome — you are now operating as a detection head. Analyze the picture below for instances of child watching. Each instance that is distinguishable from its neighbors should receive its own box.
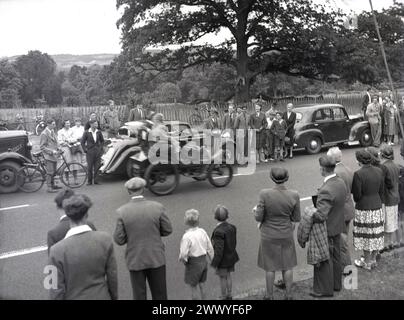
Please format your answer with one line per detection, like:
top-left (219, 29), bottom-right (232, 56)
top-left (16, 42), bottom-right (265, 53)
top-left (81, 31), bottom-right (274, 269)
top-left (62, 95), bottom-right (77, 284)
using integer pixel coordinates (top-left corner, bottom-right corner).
top-left (179, 209), bottom-right (214, 300)
top-left (211, 205), bottom-right (239, 300)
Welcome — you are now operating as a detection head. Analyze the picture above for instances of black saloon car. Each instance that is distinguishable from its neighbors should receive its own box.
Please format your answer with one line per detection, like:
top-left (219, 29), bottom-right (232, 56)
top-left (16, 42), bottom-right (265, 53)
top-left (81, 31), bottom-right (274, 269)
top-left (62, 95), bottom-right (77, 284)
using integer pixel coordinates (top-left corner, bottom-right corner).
top-left (293, 104), bottom-right (372, 154)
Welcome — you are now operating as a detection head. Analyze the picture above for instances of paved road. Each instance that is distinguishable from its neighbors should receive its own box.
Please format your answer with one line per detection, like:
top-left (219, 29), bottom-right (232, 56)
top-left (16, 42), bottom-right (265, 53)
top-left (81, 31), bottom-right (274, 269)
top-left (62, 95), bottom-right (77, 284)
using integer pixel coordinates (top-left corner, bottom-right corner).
top-left (1, 144), bottom-right (403, 300)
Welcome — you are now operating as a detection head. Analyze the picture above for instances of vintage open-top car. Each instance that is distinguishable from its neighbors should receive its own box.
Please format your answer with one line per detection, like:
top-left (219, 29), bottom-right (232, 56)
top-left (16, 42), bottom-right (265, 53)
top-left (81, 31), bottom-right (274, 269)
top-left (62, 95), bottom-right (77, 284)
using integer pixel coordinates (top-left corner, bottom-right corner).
top-left (100, 120), bottom-right (236, 178)
top-left (99, 120), bottom-right (235, 195)
top-left (293, 104), bottom-right (372, 154)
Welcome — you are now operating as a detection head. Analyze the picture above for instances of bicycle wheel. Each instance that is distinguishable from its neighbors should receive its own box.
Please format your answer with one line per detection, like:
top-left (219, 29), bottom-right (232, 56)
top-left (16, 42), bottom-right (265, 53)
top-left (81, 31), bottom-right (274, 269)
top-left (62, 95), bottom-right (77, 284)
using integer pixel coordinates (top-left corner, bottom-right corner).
top-left (60, 162), bottom-right (87, 188)
top-left (17, 166), bottom-right (45, 193)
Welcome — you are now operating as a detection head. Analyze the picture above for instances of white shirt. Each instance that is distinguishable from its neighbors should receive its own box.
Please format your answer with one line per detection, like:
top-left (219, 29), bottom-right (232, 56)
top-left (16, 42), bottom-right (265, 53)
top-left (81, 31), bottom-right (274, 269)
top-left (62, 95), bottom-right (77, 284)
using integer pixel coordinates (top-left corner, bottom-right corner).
top-left (57, 128), bottom-right (75, 146)
top-left (90, 129), bottom-right (98, 143)
top-left (179, 227), bottom-right (214, 262)
top-left (324, 173), bottom-right (337, 184)
top-left (64, 225), bottom-right (92, 239)
top-left (287, 111), bottom-right (291, 119)
top-left (71, 125), bottom-right (85, 141)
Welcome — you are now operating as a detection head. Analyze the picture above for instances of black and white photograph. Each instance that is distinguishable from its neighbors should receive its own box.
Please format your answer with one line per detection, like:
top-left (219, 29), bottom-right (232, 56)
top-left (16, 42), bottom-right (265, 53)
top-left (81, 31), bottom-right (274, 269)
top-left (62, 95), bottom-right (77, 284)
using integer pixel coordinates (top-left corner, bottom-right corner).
top-left (1, 0), bottom-right (404, 304)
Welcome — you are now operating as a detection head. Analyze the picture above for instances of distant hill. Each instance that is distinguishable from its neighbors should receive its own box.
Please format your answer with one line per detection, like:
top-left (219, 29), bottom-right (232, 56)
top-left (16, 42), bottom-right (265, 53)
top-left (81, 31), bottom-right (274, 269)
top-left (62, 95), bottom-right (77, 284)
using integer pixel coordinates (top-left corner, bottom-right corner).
top-left (6, 53), bottom-right (118, 70)
top-left (52, 54), bottom-right (118, 70)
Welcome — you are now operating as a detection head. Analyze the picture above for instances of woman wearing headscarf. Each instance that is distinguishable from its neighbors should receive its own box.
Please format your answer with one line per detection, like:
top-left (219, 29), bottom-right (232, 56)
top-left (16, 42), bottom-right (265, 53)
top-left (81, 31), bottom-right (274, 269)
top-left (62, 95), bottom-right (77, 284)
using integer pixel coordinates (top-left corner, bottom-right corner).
top-left (48, 194), bottom-right (118, 300)
top-left (352, 150), bottom-right (385, 270)
top-left (253, 167), bottom-right (301, 300)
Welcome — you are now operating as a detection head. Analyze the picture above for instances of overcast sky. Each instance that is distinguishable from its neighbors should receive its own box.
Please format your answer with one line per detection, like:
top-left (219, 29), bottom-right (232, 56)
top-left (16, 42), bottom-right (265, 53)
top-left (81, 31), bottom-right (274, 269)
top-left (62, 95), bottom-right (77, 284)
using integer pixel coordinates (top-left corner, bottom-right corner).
top-left (0, 0), bottom-right (398, 58)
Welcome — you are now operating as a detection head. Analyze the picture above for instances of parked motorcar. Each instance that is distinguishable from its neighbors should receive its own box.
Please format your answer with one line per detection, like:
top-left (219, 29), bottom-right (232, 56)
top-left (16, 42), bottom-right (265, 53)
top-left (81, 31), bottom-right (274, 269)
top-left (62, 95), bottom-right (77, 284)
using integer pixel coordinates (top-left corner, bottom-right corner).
top-left (0, 131), bottom-right (33, 193)
top-left (100, 120), bottom-right (236, 178)
top-left (293, 104), bottom-right (371, 154)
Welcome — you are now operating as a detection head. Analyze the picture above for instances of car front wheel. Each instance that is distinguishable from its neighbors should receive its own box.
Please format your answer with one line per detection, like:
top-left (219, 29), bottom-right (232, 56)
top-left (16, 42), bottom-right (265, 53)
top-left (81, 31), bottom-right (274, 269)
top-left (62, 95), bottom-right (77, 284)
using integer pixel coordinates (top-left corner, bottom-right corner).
top-left (0, 161), bottom-right (21, 193)
top-left (305, 136), bottom-right (322, 154)
top-left (359, 129), bottom-right (373, 147)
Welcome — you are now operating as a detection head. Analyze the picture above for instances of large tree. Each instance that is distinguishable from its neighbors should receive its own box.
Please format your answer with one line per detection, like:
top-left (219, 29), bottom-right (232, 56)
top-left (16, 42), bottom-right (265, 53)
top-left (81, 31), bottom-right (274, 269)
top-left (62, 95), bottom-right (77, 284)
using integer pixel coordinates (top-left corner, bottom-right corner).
top-left (117, 0), bottom-right (347, 102)
top-left (14, 50), bottom-right (60, 106)
top-left (0, 59), bottom-right (23, 108)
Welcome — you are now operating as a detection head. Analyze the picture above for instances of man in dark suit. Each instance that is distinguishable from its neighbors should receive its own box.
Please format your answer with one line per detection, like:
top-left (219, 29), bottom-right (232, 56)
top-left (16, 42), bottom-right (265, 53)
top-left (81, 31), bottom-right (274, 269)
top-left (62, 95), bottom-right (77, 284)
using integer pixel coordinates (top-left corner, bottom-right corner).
top-left (362, 87), bottom-right (372, 119)
top-left (81, 120), bottom-right (105, 185)
top-left (40, 119), bottom-right (62, 193)
top-left (327, 147), bottom-right (355, 274)
top-left (47, 189), bottom-right (97, 254)
top-left (310, 155), bottom-right (347, 298)
top-left (222, 103), bottom-right (236, 131)
top-left (49, 194), bottom-right (118, 300)
top-left (249, 104), bottom-right (267, 163)
top-left (282, 103), bottom-right (296, 159)
top-left (128, 104), bottom-right (146, 121)
top-left (113, 177), bottom-right (173, 300)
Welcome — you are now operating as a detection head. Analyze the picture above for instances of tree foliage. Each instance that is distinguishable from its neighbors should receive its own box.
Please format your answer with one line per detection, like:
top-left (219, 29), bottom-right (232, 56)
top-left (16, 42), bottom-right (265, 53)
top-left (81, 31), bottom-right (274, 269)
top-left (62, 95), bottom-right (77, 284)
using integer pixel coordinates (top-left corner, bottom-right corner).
top-left (117, 0), bottom-right (351, 101)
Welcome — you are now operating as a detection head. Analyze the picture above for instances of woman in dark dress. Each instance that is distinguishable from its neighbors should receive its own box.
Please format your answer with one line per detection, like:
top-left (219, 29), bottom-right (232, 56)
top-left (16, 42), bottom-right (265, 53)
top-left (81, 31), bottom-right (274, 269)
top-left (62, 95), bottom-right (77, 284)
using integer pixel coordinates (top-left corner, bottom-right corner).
top-left (253, 167), bottom-right (301, 300)
top-left (352, 150), bottom-right (385, 271)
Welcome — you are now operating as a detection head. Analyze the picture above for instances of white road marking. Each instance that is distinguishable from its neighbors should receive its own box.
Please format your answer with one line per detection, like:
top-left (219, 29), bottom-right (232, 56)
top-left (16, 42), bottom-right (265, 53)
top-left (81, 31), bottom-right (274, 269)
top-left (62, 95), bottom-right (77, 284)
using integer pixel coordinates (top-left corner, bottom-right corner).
top-left (0, 246), bottom-right (47, 260)
top-left (0, 196), bottom-right (314, 260)
top-left (0, 204), bottom-right (34, 212)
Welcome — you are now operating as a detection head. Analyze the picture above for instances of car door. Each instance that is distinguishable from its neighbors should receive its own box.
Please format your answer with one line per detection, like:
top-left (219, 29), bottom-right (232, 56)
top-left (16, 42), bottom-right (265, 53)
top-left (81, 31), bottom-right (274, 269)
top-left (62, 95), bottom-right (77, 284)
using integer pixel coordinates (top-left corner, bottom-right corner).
top-left (312, 108), bottom-right (334, 143)
top-left (332, 107), bottom-right (350, 142)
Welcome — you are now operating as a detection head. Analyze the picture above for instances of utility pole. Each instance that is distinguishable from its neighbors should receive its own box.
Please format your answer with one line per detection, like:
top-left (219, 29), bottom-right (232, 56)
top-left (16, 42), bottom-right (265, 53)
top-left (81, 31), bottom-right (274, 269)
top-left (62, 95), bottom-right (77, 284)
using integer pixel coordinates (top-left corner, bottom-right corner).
top-left (368, 0), bottom-right (403, 138)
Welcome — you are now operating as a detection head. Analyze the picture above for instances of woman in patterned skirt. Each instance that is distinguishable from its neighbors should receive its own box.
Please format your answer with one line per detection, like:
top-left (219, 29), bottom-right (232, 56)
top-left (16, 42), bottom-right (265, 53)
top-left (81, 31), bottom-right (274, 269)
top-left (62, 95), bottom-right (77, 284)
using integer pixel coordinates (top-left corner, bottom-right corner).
top-left (352, 150), bottom-right (385, 270)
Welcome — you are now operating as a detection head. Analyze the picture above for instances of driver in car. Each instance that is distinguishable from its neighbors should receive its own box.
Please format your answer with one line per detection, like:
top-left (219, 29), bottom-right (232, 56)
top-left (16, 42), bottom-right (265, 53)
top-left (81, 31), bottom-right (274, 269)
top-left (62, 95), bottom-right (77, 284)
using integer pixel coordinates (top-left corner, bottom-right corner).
top-left (148, 113), bottom-right (180, 163)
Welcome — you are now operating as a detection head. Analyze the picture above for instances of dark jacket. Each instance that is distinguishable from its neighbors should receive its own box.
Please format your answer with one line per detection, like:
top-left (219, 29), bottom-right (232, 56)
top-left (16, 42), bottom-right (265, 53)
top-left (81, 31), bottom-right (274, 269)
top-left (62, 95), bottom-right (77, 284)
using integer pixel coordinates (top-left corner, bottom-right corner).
top-left (211, 222), bottom-right (239, 269)
top-left (383, 159), bottom-right (400, 206)
top-left (335, 162), bottom-right (355, 222)
top-left (47, 217), bottom-right (97, 254)
top-left (249, 112), bottom-right (267, 131)
top-left (113, 197), bottom-right (173, 271)
top-left (398, 165), bottom-right (404, 213)
top-left (270, 119), bottom-right (287, 138)
top-left (282, 111), bottom-right (296, 139)
top-left (49, 230), bottom-right (118, 300)
top-left (222, 112), bottom-right (236, 130)
top-left (81, 130), bottom-right (105, 153)
top-left (352, 165), bottom-right (384, 210)
top-left (313, 175), bottom-right (347, 237)
top-left (255, 185), bottom-right (301, 239)
top-left (128, 108), bottom-right (146, 121)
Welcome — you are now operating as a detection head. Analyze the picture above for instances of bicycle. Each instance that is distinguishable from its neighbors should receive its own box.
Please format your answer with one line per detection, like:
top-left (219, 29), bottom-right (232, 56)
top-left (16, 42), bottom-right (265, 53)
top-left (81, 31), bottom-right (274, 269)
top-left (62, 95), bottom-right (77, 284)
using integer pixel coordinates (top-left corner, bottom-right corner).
top-left (16, 150), bottom-right (88, 193)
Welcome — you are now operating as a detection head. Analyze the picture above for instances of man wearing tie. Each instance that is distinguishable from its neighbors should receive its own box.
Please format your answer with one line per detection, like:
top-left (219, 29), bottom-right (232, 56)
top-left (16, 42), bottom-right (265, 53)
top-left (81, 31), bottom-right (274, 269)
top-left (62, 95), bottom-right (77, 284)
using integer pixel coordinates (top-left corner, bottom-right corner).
top-left (282, 103), bottom-right (296, 159)
top-left (128, 104), bottom-right (146, 121)
top-left (81, 120), bottom-right (105, 185)
top-left (249, 104), bottom-right (267, 163)
top-left (222, 103), bottom-right (236, 131)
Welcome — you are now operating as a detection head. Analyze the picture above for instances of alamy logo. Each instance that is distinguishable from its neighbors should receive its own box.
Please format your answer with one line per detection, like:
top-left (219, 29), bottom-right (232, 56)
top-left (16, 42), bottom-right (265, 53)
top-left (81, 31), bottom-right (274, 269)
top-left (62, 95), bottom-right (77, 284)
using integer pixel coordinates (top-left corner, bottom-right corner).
top-left (43, 265), bottom-right (57, 290)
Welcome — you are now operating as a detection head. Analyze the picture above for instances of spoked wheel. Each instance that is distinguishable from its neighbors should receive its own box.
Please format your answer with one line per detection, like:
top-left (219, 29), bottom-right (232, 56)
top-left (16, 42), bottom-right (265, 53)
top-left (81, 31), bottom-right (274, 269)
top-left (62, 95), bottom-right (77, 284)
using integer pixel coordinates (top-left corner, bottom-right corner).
top-left (145, 164), bottom-right (179, 196)
top-left (17, 166), bottom-right (45, 193)
top-left (208, 164), bottom-right (233, 187)
top-left (60, 162), bottom-right (88, 188)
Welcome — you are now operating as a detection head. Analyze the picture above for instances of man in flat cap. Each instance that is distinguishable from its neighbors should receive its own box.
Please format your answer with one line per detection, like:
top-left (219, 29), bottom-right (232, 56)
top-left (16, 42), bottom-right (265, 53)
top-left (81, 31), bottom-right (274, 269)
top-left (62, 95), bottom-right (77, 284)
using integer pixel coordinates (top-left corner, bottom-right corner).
top-left (113, 177), bottom-right (173, 300)
top-left (307, 155), bottom-right (347, 298)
